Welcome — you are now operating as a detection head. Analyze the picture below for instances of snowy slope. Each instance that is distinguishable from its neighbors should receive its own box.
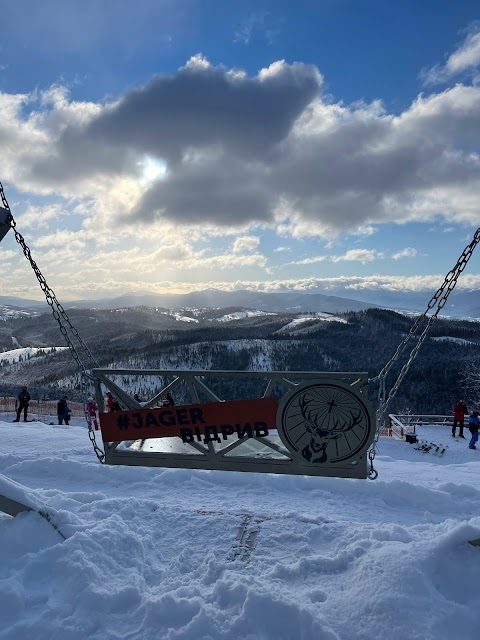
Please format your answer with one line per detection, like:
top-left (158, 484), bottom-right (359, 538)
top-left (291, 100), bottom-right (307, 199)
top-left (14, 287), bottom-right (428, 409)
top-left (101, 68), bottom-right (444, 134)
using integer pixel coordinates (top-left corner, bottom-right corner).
top-left (215, 310), bottom-right (277, 322)
top-left (0, 421), bottom-right (479, 640)
top-left (275, 313), bottom-right (347, 334)
top-left (431, 336), bottom-right (479, 346)
top-left (0, 346), bottom-right (68, 365)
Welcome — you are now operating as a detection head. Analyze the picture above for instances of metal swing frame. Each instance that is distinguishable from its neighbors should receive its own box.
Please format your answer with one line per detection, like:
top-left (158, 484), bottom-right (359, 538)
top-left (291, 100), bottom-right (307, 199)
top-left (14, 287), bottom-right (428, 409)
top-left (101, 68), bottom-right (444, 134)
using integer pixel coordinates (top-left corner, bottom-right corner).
top-left (93, 368), bottom-right (375, 479)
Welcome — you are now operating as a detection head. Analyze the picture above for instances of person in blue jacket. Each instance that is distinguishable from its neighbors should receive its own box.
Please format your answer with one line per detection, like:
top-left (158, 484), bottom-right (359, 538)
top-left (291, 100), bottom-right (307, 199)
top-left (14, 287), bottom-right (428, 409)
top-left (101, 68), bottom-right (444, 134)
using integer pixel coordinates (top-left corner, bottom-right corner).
top-left (467, 411), bottom-right (479, 450)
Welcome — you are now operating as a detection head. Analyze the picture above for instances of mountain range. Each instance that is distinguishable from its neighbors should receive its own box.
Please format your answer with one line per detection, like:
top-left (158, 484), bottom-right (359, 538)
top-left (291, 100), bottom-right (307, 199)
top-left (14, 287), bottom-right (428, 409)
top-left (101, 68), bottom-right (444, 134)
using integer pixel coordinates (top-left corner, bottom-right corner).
top-left (1, 305), bottom-right (480, 415)
top-left (1, 286), bottom-right (480, 317)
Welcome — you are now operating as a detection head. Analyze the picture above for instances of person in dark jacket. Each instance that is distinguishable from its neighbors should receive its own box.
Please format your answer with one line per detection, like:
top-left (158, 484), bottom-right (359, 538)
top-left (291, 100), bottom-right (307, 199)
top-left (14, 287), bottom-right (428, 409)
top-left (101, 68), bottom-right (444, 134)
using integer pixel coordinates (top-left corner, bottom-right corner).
top-left (57, 395), bottom-right (71, 425)
top-left (468, 411), bottom-right (479, 450)
top-left (14, 386), bottom-right (31, 422)
top-left (162, 392), bottom-right (175, 407)
top-left (452, 400), bottom-right (468, 438)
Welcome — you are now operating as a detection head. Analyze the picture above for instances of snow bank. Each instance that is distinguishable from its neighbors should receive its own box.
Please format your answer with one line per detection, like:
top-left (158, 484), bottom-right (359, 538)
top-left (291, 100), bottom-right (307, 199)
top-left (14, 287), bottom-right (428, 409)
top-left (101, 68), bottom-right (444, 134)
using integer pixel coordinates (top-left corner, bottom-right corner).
top-left (1, 421), bottom-right (479, 639)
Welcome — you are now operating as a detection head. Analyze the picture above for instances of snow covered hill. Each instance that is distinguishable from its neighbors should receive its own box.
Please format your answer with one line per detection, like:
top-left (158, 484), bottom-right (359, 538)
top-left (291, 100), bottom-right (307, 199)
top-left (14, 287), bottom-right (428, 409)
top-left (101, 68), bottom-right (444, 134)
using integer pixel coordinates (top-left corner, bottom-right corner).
top-left (431, 336), bottom-right (479, 346)
top-left (1, 421), bottom-right (479, 639)
top-left (275, 312), bottom-right (348, 335)
top-left (214, 310), bottom-right (277, 322)
top-left (0, 346), bottom-right (67, 366)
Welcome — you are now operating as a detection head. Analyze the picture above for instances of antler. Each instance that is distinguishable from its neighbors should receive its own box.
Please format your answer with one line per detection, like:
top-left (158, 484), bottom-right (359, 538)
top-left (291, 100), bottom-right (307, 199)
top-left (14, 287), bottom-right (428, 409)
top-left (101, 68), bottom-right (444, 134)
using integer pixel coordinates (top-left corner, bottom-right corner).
top-left (333, 411), bottom-right (362, 433)
top-left (298, 394), bottom-right (317, 424)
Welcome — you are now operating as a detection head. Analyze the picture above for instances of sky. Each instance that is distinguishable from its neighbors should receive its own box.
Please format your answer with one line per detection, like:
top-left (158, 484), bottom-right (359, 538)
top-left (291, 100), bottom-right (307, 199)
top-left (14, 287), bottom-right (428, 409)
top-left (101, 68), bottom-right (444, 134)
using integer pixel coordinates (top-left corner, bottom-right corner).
top-left (1, 419), bottom-right (480, 639)
top-left (1, 0), bottom-right (480, 301)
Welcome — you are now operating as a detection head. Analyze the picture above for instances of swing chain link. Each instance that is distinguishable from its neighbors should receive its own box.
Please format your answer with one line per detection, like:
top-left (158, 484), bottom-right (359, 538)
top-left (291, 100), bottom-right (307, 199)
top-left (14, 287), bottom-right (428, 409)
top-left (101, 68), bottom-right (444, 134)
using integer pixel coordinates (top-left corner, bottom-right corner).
top-left (368, 448), bottom-right (378, 480)
top-left (82, 372), bottom-right (105, 463)
top-left (1, 182), bottom-right (105, 463)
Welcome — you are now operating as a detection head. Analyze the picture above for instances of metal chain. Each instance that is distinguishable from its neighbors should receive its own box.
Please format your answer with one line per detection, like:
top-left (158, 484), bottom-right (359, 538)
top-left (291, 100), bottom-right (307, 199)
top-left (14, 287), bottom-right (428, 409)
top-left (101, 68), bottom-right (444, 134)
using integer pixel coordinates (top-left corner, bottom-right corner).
top-left (1, 181), bottom-right (105, 462)
top-left (374, 228), bottom-right (480, 386)
top-left (82, 372), bottom-right (105, 463)
top-left (368, 227), bottom-right (480, 477)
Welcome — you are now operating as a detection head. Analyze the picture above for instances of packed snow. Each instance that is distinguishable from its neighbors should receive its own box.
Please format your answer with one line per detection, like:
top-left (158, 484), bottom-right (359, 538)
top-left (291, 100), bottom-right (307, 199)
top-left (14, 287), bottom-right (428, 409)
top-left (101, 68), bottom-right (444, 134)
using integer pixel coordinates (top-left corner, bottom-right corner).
top-left (1, 419), bottom-right (479, 640)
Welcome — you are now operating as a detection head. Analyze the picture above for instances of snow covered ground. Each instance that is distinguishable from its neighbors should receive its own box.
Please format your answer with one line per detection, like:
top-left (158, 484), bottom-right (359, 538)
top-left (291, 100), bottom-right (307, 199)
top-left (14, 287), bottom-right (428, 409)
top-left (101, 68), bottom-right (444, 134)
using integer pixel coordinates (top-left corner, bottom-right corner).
top-left (1, 420), bottom-right (479, 640)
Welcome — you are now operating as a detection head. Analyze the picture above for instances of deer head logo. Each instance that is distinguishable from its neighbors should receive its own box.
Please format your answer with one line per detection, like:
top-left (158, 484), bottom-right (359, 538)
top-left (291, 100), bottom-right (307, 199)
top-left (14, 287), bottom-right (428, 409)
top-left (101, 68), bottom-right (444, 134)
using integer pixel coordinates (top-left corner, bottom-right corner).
top-left (298, 392), bottom-right (362, 463)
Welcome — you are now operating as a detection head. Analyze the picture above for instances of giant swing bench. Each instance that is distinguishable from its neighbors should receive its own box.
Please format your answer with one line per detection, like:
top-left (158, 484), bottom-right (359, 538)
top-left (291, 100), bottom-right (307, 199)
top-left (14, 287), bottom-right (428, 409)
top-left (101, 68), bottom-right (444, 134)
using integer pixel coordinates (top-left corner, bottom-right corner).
top-left (93, 368), bottom-right (376, 480)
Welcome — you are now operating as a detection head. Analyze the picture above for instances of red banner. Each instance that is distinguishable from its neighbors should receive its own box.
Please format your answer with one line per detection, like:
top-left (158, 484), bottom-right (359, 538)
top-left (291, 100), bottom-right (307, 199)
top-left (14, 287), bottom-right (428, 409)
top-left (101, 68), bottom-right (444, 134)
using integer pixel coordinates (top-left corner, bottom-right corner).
top-left (100, 397), bottom-right (278, 443)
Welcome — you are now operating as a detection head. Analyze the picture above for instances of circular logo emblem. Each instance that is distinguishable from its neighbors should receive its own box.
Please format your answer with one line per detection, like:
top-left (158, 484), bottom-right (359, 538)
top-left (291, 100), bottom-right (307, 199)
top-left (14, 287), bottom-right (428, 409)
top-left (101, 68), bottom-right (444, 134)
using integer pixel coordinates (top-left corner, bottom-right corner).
top-left (277, 381), bottom-right (374, 465)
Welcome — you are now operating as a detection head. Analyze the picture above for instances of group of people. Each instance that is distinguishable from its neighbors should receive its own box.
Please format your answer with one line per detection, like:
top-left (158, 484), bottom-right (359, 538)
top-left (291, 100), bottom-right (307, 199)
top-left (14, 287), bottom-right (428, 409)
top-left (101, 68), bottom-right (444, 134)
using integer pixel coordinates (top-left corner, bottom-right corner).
top-left (13, 386), bottom-right (72, 424)
top-left (453, 400), bottom-right (479, 450)
top-left (13, 386), bottom-right (176, 424)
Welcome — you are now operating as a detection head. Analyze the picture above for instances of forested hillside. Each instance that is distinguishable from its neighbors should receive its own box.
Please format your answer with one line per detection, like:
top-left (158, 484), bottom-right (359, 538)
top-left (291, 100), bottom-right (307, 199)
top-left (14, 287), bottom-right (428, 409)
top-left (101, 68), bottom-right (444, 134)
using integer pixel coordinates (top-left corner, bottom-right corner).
top-left (1, 306), bottom-right (480, 415)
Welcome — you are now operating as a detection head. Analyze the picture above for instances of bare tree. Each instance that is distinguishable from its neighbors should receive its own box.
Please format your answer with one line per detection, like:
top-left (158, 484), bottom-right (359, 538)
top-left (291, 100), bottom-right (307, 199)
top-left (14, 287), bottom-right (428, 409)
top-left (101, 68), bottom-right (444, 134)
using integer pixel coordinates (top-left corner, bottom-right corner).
top-left (460, 359), bottom-right (480, 408)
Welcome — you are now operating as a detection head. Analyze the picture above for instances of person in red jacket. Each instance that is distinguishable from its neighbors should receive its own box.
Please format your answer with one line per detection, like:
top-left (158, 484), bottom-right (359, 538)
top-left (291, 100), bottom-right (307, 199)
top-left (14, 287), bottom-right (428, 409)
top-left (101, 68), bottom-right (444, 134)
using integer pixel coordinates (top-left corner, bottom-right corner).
top-left (106, 392), bottom-right (114, 411)
top-left (452, 400), bottom-right (468, 438)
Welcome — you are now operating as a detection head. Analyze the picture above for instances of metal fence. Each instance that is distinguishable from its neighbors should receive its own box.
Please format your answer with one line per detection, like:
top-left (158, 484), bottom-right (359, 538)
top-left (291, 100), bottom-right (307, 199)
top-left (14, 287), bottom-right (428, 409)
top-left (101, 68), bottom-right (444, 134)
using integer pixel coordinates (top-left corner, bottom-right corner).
top-left (388, 414), bottom-right (453, 437)
top-left (0, 396), bottom-right (85, 421)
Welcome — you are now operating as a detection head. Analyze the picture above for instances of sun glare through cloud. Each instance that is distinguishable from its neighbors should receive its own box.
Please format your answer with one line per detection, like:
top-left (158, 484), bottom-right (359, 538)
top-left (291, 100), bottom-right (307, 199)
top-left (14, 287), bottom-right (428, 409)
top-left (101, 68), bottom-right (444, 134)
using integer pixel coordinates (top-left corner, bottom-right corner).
top-left (139, 157), bottom-right (167, 184)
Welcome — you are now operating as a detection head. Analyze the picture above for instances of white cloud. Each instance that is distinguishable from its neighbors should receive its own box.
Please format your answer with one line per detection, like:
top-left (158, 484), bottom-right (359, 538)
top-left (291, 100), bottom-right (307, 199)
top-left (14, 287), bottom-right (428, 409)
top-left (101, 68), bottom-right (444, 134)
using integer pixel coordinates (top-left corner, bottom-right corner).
top-left (421, 27), bottom-right (480, 85)
top-left (233, 12), bottom-right (282, 46)
top-left (5, 270), bottom-right (480, 301)
top-left (0, 250), bottom-right (16, 261)
top-left (232, 235), bottom-right (260, 253)
top-left (392, 247), bottom-right (417, 260)
top-left (273, 246), bottom-right (291, 252)
top-left (288, 255), bottom-right (327, 265)
top-left (16, 203), bottom-right (67, 229)
top-left (331, 249), bottom-right (382, 263)
top-left (34, 229), bottom-right (87, 251)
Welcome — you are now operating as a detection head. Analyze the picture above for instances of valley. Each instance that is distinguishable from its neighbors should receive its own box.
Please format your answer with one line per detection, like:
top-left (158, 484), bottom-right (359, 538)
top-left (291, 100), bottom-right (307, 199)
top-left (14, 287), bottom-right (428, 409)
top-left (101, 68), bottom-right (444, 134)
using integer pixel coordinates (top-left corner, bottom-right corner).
top-left (1, 304), bottom-right (480, 415)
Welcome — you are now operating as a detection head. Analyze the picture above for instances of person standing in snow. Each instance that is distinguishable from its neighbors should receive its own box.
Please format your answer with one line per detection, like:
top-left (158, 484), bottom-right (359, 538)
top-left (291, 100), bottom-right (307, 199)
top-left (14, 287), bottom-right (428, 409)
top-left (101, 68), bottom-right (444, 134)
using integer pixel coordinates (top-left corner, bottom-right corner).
top-left (14, 386), bottom-right (31, 422)
top-left (57, 395), bottom-right (71, 425)
top-left (106, 392), bottom-right (114, 411)
top-left (110, 398), bottom-right (121, 412)
top-left (468, 411), bottom-right (479, 450)
top-left (452, 400), bottom-right (468, 438)
top-left (162, 392), bottom-right (175, 407)
top-left (86, 396), bottom-right (99, 431)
